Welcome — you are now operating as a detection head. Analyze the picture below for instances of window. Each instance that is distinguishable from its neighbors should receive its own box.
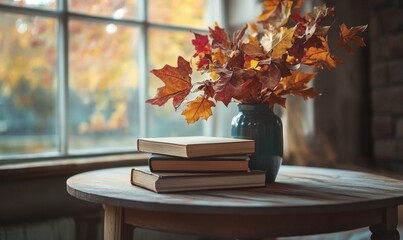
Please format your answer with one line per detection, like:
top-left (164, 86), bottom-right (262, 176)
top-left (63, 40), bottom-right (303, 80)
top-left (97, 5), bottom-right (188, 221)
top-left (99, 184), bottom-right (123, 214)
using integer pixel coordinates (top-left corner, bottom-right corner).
top-left (0, 0), bottom-right (224, 160)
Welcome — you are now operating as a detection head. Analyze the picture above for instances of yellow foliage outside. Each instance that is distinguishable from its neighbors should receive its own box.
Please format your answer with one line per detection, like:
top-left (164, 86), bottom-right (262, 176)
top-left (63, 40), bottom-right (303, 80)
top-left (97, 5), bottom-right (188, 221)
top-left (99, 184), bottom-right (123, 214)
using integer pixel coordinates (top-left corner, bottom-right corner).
top-left (0, 0), bottom-right (209, 150)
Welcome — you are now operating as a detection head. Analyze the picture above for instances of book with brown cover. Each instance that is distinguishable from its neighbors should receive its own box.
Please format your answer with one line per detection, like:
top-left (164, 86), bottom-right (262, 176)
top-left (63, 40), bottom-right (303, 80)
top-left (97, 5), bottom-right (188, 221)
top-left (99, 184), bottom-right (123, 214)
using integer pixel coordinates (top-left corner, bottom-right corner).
top-left (148, 154), bottom-right (250, 172)
top-left (131, 166), bottom-right (265, 193)
top-left (137, 136), bottom-right (255, 158)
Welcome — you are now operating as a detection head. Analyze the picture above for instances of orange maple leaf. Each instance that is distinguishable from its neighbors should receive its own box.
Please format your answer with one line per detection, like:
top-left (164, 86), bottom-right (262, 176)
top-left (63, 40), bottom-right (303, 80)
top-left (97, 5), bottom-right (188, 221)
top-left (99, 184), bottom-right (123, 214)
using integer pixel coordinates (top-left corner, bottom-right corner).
top-left (147, 56), bottom-right (192, 110)
top-left (302, 36), bottom-right (341, 69)
top-left (257, 0), bottom-right (293, 29)
top-left (181, 96), bottom-right (216, 124)
top-left (337, 23), bottom-right (368, 55)
top-left (275, 71), bottom-right (320, 100)
top-left (276, 71), bottom-right (317, 92)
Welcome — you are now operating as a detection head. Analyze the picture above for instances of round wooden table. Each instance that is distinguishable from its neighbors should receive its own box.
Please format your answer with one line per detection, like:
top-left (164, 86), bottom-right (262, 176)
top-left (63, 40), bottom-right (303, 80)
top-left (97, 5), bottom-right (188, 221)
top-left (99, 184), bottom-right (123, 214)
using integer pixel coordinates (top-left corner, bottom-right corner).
top-left (66, 166), bottom-right (403, 240)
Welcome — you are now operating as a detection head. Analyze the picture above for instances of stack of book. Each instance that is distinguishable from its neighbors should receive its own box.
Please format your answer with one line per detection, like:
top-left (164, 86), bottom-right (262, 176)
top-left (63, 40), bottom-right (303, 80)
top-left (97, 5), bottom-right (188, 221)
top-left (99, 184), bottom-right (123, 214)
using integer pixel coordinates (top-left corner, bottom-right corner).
top-left (131, 136), bottom-right (266, 193)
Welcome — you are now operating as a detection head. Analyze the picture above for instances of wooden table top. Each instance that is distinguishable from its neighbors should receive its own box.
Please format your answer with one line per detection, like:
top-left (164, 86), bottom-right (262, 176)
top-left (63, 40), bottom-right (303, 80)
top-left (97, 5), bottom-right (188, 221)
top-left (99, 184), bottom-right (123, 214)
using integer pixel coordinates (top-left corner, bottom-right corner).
top-left (66, 166), bottom-right (403, 215)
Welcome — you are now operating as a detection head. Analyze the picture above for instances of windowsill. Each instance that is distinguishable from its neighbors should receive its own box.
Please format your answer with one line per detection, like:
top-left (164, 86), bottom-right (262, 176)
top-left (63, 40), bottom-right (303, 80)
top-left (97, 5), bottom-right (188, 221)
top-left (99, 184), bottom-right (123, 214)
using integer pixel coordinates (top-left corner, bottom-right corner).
top-left (0, 153), bottom-right (149, 180)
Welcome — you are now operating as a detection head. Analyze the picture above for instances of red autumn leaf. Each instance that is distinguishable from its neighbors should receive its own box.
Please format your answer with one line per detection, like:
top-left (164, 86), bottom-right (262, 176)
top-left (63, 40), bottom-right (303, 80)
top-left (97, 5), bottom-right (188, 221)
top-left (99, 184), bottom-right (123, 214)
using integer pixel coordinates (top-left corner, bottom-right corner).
top-left (232, 24), bottom-right (248, 46)
top-left (302, 36), bottom-right (341, 70)
top-left (258, 59), bottom-right (290, 91)
top-left (271, 59), bottom-right (292, 77)
top-left (197, 57), bottom-right (210, 70)
top-left (209, 24), bottom-right (232, 50)
top-left (191, 33), bottom-right (212, 57)
top-left (291, 11), bottom-right (306, 24)
top-left (336, 23), bottom-right (368, 55)
top-left (260, 64), bottom-right (281, 90)
top-left (226, 51), bottom-right (245, 70)
top-left (147, 56), bottom-right (192, 110)
top-left (260, 74), bottom-right (280, 91)
top-left (288, 38), bottom-right (305, 61)
top-left (214, 83), bottom-right (237, 107)
top-left (214, 68), bottom-right (250, 106)
top-left (235, 79), bottom-right (262, 103)
top-left (214, 70), bottom-right (238, 106)
top-left (194, 80), bottom-right (215, 99)
top-left (181, 96), bottom-right (216, 124)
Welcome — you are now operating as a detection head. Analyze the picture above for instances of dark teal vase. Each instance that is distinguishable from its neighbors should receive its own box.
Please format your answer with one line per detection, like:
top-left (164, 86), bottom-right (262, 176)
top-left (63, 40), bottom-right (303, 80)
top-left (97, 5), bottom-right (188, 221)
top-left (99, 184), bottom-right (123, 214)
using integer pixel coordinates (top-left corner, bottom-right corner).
top-left (231, 104), bottom-right (283, 183)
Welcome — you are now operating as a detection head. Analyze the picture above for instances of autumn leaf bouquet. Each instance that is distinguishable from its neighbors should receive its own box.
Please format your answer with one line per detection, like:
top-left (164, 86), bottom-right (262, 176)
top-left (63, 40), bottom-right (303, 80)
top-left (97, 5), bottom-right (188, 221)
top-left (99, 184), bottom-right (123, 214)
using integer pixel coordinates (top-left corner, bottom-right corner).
top-left (147, 0), bottom-right (367, 124)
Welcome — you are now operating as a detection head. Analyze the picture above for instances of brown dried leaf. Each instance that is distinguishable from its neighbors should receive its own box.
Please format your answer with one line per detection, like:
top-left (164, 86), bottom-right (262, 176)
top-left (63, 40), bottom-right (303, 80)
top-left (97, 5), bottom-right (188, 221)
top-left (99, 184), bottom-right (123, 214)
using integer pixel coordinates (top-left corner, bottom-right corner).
top-left (241, 43), bottom-right (266, 58)
top-left (336, 23), bottom-right (368, 55)
top-left (302, 36), bottom-right (341, 69)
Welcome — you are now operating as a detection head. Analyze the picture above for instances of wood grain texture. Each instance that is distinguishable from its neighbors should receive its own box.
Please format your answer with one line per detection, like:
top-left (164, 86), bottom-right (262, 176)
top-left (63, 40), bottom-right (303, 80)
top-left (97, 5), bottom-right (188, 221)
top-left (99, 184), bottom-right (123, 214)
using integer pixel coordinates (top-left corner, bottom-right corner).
top-left (103, 205), bottom-right (133, 240)
top-left (123, 206), bottom-right (383, 238)
top-left (67, 166), bottom-right (403, 215)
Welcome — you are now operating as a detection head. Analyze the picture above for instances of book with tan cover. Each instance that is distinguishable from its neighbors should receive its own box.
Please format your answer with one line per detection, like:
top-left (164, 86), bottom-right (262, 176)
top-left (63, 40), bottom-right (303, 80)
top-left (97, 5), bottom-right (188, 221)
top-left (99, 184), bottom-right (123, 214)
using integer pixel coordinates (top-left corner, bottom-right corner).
top-left (148, 154), bottom-right (250, 172)
top-left (137, 136), bottom-right (255, 158)
top-left (131, 166), bottom-right (265, 193)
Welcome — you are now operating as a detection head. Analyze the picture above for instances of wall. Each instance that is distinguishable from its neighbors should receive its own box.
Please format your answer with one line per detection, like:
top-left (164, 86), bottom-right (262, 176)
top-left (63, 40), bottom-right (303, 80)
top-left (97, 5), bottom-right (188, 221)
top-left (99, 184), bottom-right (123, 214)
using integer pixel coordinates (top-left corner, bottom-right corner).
top-left (369, 0), bottom-right (403, 173)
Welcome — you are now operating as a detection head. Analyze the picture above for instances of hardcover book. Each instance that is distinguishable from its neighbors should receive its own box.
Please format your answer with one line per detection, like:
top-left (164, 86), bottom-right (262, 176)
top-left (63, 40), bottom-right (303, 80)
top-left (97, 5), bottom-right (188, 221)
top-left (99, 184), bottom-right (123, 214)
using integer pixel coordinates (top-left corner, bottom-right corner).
top-left (131, 166), bottom-right (265, 193)
top-left (137, 136), bottom-right (255, 158)
top-left (148, 154), bottom-right (250, 172)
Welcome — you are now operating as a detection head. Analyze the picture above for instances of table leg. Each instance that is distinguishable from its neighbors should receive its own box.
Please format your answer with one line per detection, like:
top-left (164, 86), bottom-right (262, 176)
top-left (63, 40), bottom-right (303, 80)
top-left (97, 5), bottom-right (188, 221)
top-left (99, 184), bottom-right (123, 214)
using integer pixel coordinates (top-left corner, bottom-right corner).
top-left (103, 204), bottom-right (134, 240)
top-left (369, 206), bottom-right (400, 240)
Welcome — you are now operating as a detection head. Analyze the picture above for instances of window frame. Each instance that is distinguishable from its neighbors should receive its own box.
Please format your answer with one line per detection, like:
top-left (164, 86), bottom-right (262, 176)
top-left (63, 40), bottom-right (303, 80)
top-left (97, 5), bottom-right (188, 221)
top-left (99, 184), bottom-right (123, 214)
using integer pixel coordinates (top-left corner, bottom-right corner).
top-left (0, 0), bottom-right (226, 164)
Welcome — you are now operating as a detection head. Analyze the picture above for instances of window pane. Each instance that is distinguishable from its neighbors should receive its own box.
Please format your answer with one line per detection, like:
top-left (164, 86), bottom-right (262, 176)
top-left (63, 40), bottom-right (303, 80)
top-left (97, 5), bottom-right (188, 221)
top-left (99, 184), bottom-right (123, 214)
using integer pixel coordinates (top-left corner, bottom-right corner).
top-left (69, 20), bottom-right (140, 151)
top-left (68, 0), bottom-right (139, 20)
top-left (0, 13), bottom-right (58, 155)
top-left (0, 0), bottom-right (56, 9)
top-left (148, 28), bottom-right (204, 137)
top-left (148, 0), bottom-right (210, 28)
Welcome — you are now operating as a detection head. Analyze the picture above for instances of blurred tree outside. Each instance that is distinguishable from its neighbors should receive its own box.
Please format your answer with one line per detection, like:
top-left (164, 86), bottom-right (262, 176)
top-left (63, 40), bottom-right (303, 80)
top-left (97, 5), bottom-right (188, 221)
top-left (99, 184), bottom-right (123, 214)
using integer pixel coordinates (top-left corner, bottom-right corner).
top-left (0, 0), bottom-right (209, 156)
top-left (0, 13), bottom-right (57, 154)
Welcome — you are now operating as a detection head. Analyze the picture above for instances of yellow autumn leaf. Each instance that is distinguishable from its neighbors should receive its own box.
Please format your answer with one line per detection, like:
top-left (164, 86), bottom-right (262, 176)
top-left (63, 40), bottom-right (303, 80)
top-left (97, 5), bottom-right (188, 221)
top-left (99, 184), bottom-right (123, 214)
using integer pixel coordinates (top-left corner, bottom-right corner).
top-left (250, 59), bottom-right (261, 70)
top-left (181, 96), bottom-right (216, 124)
top-left (257, 0), bottom-right (293, 28)
top-left (210, 71), bottom-right (220, 80)
top-left (261, 27), bottom-right (295, 58)
top-left (212, 48), bottom-right (226, 65)
top-left (272, 27), bottom-right (296, 58)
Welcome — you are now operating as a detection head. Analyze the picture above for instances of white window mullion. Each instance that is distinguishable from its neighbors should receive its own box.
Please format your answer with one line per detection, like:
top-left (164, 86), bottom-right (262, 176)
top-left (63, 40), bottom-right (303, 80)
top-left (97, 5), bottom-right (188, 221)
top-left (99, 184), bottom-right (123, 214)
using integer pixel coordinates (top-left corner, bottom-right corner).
top-left (138, 0), bottom-right (148, 138)
top-left (57, 0), bottom-right (69, 155)
top-left (204, 0), bottom-right (227, 137)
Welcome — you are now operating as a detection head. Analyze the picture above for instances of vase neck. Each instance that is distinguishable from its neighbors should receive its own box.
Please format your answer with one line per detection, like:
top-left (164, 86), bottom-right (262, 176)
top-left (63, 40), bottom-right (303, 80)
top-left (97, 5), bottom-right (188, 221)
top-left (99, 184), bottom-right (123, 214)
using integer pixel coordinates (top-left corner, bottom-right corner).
top-left (237, 104), bottom-right (273, 112)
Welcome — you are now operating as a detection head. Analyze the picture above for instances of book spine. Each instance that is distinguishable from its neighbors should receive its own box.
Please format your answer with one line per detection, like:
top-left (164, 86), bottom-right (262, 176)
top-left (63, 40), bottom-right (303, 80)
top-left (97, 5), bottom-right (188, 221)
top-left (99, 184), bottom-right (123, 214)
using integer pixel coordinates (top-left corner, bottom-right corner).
top-left (148, 158), bottom-right (154, 172)
top-left (130, 168), bottom-right (135, 186)
top-left (136, 139), bottom-right (140, 151)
